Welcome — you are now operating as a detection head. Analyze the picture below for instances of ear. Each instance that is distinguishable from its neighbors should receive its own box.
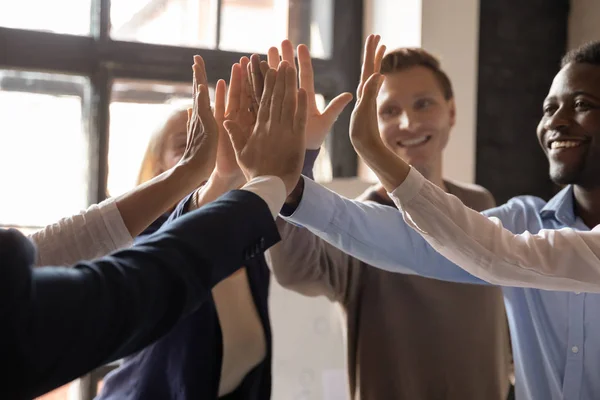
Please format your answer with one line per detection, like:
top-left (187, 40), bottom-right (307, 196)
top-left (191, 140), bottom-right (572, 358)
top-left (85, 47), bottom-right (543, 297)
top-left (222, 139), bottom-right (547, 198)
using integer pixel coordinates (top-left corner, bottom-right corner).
top-left (447, 98), bottom-right (457, 128)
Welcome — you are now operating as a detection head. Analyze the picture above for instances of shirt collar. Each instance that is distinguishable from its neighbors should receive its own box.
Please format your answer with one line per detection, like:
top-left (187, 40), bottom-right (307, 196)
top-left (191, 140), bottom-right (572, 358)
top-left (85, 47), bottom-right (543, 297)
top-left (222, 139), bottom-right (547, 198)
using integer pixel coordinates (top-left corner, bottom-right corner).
top-left (540, 185), bottom-right (576, 226)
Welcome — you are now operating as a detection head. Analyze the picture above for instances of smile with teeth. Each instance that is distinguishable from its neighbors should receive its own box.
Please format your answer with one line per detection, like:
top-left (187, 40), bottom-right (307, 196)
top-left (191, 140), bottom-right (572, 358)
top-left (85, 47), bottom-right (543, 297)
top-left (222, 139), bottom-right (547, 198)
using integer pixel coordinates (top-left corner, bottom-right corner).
top-left (550, 140), bottom-right (586, 150)
top-left (398, 136), bottom-right (431, 148)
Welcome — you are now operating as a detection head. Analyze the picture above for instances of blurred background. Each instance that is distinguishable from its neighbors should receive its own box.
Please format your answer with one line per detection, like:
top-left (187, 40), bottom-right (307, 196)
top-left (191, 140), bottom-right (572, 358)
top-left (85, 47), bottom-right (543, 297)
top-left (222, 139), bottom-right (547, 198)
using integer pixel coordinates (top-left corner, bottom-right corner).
top-left (0, 0), bottom-right (597, 398)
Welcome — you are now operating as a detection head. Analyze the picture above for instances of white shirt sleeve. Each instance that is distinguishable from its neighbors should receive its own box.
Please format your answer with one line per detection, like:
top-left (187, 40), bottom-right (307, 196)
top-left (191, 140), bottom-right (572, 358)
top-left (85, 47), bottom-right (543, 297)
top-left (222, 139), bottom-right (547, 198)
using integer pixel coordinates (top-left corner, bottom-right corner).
top-left (390, 167), bottom-right (600, 292)
top-left (240, 176), bottom-right (287, 219)
top-left (29, 198), bottom-right (133, 267)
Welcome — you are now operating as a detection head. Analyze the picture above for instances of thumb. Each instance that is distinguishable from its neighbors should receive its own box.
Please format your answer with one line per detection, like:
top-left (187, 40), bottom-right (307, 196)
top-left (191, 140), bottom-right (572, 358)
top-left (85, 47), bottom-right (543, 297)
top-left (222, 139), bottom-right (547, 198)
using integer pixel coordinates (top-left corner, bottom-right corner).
top-left (322, 92), bottom-right (353, 125)
top-left (223, 120), bottom-right (248, 154)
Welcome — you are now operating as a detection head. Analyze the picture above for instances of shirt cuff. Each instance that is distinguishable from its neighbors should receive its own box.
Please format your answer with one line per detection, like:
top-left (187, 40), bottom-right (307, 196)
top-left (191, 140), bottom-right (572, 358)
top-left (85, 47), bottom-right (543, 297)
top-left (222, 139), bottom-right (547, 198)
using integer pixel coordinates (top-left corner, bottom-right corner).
top-left (241, 176), bottom-right (287, 219)
top-left (281, 176), bottom-right (336, 233)
top-left (97, 197), bottom-right (134, 248)
top-left (388, 167), bottom-right (427, 206)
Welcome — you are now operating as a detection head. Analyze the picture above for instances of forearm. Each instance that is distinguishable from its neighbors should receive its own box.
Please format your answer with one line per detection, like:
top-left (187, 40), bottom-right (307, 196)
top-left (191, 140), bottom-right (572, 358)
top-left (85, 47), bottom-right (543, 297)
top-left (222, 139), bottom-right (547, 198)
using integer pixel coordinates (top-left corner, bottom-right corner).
top-left (355, 142), bottom-right (410, 192)
top-left (30, 198), bottom-right (133, 267)
top-left (281, 176), bottom-right (484, 284)
top-left (391, 168), bottom-right (600, 292)
top-left (115, 165), bottom-right (199, 238)
top-left (8, 190), bottom-right (280, 399)
top-left (188, 173), bottom-right (246, 212)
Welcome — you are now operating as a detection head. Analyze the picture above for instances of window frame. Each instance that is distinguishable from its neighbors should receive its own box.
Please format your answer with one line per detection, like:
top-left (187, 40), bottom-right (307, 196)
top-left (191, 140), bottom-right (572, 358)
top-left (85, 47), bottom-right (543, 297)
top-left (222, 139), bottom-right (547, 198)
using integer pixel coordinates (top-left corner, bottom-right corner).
top-left (0, 0), bottom-right (362, 395)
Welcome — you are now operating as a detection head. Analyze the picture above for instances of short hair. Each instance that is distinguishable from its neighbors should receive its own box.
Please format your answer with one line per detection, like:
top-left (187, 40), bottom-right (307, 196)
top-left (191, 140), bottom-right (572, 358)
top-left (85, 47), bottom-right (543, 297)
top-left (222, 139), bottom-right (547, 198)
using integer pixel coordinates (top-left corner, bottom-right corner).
top-left (380, 48), bottom-right (454, 100)
top-left (561, 40), bottom-right (600, 67)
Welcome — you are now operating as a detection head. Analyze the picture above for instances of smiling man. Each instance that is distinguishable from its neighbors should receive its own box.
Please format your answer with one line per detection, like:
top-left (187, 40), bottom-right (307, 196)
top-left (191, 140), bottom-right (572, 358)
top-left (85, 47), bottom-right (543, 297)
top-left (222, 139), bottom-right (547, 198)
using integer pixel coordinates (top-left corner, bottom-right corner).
top-left (279, 38), bottom-right (600, 400)
top-left (270, 46), bottom-right (511, 400)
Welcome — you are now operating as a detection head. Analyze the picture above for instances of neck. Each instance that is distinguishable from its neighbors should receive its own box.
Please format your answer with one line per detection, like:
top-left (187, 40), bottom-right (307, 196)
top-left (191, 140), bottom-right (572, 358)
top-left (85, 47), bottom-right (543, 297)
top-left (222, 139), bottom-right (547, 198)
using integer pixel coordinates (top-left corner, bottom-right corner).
top-left (375, 157), bottom-right (446, 198)
top-left (573, 185), bottom-right (600, 229)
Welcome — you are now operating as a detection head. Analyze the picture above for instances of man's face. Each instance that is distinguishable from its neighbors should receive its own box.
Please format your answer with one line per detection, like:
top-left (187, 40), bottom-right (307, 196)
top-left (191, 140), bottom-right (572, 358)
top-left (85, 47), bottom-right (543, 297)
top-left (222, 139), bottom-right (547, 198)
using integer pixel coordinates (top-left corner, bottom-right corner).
top-left (537, 62), bottom-right (600, 188)
top-left (377, 66), bottom-right (456, 173)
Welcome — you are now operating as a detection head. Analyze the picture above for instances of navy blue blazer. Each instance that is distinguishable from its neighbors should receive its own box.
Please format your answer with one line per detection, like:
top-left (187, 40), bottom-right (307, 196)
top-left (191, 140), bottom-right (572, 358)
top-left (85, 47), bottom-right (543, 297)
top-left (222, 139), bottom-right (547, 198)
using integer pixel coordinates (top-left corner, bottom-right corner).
top-left (97, 193), bottom-right (273, 400)
top-left (0, 190), bottom-right (279, 400)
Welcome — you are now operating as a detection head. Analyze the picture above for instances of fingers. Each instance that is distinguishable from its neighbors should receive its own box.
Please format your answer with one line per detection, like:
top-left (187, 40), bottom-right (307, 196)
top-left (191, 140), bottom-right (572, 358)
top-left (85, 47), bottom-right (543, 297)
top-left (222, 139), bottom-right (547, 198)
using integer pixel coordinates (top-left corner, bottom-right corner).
top-left (249, 54), bottom-right (264, 105)
top-left (259, 61), bottom-right (270, 80)
top-left (281, 63), bottom-right (298, 123)
top-left (297, 44), bottom-right (317, 110)
top-left (357, 73), bottom-right (384, 110)
top-left (226, 63), bottom-right (242, 117)
top-left (223, 120), bottom-right (248, 154)
top-left (281, 40), bottom-right (296, 70)
top-left (321, 92), bottom-right (353, 125)
top-left (374, 44), bottom-right (387, 74)
top-left (193, 55), bottom-right (208, 87)
top-left (358, 34), bottom-right (381, 98)
top-left (239, 56), bottom-right (253, 114)
top-left (270, 62), bottom-right (288, 124)
top-left (257, 68), bottom-right (277, 124)
top-left (186, 107), bottom-right (193, 141)
top-left (214, 79), bottom-right (226, 122)
top-left (294, 88), bottom-right (309, 138)
top-left (267, 46), bottom-right (280, 68)
top-left (196, 84), bottom-right (216, 129)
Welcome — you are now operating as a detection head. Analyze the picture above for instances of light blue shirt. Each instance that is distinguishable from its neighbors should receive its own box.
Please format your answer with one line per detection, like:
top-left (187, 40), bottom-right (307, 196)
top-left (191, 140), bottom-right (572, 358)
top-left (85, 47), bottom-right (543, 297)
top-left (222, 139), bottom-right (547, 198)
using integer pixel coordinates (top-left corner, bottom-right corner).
top-left (284, 177), bottom-right (599, 400)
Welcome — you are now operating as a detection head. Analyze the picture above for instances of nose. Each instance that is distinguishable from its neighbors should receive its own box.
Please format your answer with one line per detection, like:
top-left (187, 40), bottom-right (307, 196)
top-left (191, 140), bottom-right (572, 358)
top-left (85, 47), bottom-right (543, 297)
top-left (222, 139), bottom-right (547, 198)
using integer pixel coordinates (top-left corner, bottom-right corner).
top-left (398, 111), bottom-right (413, 131)
top-left (543, 106), bottom-right (570, 131)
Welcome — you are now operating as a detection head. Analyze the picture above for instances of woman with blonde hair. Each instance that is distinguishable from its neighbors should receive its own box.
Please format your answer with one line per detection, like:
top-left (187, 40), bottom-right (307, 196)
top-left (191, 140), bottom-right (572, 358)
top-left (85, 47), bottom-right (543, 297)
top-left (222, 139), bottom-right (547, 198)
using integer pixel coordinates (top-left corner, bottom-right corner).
top-left (136, 107), bottom-right (190, 187)
top-left (97, 57), bottom-right (275, 400)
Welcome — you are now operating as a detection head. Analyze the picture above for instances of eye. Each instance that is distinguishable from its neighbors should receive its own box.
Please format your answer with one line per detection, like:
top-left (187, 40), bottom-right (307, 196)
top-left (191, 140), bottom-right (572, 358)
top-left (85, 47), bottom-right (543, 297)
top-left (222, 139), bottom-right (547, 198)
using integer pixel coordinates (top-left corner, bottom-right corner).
top-left (379, 105), bottom-right (400, 117)
top-left (414, 98), bottom-right (434, 111)
top-left (575, 99), bottom-right (592, 111)
top-left (543, 104), bottom-right (557, 116)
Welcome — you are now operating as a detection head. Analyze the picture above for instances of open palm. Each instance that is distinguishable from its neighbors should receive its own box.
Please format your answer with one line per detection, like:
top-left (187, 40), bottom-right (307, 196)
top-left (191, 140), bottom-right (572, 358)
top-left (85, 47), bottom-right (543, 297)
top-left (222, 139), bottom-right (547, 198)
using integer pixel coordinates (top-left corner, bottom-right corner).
top-left (267, 40), bottom-right (353, 149)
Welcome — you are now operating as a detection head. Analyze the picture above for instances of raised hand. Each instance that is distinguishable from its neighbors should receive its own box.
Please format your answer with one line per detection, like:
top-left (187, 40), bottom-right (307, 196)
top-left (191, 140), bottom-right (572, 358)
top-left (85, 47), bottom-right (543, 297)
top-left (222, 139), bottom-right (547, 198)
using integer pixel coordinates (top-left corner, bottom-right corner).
top-left (264, 40), bottom-right (353, 149)
top-left (224, 62), bottom-right (308, 195)
top-left (176, 55), bottom-right (219, 186)
top-left (350, 35), bottom-right (410, 192)
top-left (349, 34), bottom-right (387, 154)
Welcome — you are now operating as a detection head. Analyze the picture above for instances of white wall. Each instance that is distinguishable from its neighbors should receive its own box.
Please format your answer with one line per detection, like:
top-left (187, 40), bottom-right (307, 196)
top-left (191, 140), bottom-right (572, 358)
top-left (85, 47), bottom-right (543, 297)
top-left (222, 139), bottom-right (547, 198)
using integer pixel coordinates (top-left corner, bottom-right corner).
top-left (568, 0), bottom-right (600, 50)
top-left (421, 0), bottom-right (480, 183)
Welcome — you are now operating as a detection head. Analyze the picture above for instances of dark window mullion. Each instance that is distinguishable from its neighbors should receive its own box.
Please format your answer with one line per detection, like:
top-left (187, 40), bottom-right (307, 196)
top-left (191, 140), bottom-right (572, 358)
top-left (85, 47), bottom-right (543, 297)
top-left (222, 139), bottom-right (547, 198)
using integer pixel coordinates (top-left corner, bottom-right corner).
top-left (83, 0), bottom-right (112, 209)
top-left (91, 0), bottom-right (111, 40)
top-left (328, 0), bottom-right (362, 178)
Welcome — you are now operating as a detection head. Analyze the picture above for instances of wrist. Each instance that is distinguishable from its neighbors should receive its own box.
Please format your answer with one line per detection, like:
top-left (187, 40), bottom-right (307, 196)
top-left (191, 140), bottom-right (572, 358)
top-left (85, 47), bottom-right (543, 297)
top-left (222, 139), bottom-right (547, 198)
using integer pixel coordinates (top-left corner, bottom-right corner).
top-left (210, 170), bottom-right (246, 190)
top-left (362, 148), bottom-right (410, 192)
top-left (169, 163), bottom-right (209, 194)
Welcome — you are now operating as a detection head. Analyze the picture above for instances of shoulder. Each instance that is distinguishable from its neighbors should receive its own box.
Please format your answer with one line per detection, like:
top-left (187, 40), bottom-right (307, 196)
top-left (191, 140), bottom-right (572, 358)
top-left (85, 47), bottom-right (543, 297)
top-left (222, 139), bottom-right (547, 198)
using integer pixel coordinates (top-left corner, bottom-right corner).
top-left (444, 179), bottom-right (496, 211)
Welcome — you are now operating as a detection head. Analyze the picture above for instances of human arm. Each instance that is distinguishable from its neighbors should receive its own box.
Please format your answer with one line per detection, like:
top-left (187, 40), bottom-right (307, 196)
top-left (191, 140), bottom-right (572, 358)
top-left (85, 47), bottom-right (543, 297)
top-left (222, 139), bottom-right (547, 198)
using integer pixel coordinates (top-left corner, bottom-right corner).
top-left (390, 167), bottom-right (600, 292)
top-left (2, 188), bottom-right (281, 400)
top-left (29, 56), bottom-right (218, 267)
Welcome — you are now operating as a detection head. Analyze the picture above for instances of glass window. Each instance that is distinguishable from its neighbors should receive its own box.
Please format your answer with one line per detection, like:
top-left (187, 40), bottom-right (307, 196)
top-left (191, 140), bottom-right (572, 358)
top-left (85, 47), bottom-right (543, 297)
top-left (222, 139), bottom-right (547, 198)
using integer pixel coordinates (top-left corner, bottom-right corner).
top-left (0, 71), bottom-right (89, 229)
top-left (108, 79), bottom-right (195, 197)
top-left (0, 0), bottom-right (91, 36)
top-left (111, 0), bottom-right (218, 48)
top-left (219, 0), bottom-right (333, 58)
top-left (110, 0), bottom-right (332, 58)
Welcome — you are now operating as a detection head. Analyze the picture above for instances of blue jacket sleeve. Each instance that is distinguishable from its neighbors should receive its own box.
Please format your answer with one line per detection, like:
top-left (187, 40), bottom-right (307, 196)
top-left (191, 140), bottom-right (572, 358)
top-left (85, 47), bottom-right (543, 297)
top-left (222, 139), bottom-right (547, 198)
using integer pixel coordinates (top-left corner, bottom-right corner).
top-left (1, 190), bottom-right (279, 399)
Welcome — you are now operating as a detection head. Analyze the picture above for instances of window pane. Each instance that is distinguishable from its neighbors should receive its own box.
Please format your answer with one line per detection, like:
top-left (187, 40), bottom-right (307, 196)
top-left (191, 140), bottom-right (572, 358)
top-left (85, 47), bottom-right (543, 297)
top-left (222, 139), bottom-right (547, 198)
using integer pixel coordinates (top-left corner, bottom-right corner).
top-left (0, 71), bottom-right (89, 228)
top-left (111, 0), bottom-right (218, 48)
top-left (108, 79), bottom-right (195, 197)
top-left (0, 0), bottom-right (91, 35)
top-left (219, 0), bottom-right (333, 58)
